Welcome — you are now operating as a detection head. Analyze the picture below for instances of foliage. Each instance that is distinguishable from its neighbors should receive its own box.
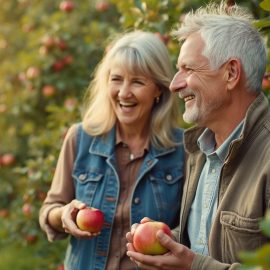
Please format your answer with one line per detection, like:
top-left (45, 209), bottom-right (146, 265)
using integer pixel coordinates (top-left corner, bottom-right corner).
top-left (238, 210), bottom-right (270, 270)
top-left (0, 0), bottom-right (269, 269)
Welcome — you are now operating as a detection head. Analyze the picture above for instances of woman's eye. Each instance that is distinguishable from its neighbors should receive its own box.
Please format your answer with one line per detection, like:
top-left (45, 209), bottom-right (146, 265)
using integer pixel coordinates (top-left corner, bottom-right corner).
top-left (133, 80), bottom-right (144, 85)
top-left (110, 77), bottom-right (121, 81)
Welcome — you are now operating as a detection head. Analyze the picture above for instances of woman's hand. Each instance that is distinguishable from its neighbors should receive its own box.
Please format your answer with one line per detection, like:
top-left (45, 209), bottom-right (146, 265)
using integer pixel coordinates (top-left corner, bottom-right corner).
top-left (49, 199), bottom-right (101, 238)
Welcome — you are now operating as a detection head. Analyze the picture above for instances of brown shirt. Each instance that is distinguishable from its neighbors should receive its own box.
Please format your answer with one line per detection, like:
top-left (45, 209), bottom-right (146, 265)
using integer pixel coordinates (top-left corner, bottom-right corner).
top-left (39, 124), bottom-right (148, 270)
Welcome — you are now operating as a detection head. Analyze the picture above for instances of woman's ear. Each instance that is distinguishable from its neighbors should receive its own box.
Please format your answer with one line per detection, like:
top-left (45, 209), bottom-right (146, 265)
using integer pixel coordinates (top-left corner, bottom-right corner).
top-left (225, 58), bottom-right (241, 90)
top-left (155, 87), bottom-right (162, 98)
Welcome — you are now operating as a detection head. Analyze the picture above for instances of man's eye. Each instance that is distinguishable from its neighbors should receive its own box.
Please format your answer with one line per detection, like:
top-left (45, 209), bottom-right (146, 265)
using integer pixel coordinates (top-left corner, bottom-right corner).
top-left (184, 66), bottom-right (192, 71)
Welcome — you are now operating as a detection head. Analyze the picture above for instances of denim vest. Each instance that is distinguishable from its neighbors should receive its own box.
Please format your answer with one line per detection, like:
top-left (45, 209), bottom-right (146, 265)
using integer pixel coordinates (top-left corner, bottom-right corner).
top-left (64, 124), bottom-right (185, 270)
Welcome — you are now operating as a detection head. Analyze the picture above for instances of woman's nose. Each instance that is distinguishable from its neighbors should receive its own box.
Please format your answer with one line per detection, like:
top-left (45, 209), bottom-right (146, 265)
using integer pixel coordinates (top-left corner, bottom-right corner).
top-left (118, 84), bottom-right (132, 98)
top-left (169, 71), bottom-right (187, 93)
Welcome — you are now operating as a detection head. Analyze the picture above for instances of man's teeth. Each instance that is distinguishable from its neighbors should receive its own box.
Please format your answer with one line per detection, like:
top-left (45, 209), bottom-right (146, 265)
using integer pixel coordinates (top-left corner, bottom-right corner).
top-left (184, 95), bottom-right (195, 102)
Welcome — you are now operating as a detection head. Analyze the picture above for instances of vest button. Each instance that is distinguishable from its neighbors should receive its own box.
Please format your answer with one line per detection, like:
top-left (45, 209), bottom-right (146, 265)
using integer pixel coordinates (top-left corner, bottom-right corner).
top-left (146, 160), bottom-right (153, 167)
top-left (166, 174), bottom-right (173, 181)
top-left (134, 197), bottom-right (140, 204)
top-left (78, 174), bottom-right (87, 181)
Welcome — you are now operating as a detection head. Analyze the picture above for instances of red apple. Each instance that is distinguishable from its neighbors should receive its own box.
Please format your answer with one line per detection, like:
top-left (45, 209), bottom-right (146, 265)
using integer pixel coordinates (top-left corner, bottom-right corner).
top-left (57, 264), bottom-right (65, 270)
top-left (0, 209), bottom-right (9, 218)
top-left (95, 1), bottom-right (110, 12)
top-left (133, 221), bottom-right (172, 255)
top-left (59, 1), bottom-right (75, 12)
top-left (25, 234), bottom-right (38, 244)
top-left (76, 207), bottom-right (104, 233)
top-left (42, 85), bottom-right (56, 97)
top-left (262, 77), bottom-right (270, 91)
top-left (52, 60), bottom-right (65, 72)
top-left (63, 55), bottom-right (73, 65)
top-left (1, 153), bottom-right (16, 166)
top-left (22, 203), bottom-right (33, 217)
top-left (56, 39), bottom-right (68, 50)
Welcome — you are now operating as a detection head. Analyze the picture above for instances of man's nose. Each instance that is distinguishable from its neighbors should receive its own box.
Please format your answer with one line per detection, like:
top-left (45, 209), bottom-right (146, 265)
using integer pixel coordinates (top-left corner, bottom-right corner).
top-left (169, 71), bottom-right (187, 93)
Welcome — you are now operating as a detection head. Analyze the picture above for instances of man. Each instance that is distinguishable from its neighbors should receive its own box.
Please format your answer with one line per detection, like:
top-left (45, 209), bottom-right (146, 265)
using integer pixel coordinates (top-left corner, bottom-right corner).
top-left (126, 1), bottom-right (270, 269)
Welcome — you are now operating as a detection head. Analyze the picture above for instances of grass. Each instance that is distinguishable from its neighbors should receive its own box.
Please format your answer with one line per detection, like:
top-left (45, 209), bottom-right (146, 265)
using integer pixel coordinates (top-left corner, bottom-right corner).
top-left (0, 240), bottom-right (67, 270)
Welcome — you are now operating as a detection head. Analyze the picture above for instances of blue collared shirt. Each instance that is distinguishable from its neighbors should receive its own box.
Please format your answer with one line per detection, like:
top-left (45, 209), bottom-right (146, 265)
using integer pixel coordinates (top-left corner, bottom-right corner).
top-left (187, 121), bottom-right (244, 255)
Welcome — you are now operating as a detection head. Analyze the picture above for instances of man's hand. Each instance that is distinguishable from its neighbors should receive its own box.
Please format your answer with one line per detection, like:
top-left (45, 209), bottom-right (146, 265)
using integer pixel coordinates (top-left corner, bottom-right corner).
top-left (126, 226), bottom-right (195, 270)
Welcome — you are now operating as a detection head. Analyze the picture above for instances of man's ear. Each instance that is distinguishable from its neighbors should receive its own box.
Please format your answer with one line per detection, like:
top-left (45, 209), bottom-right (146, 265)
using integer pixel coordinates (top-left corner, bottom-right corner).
top-left (225, 58), bottom-right (241, 90)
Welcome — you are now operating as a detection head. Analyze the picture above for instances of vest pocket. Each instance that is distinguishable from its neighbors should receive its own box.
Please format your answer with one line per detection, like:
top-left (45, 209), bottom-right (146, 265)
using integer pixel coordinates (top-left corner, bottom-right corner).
top-left (148, 168), bottom-right (183, 222)
top-left (73, 171), bottom-right (103, 184)
top-left (149, 167), bottom-right (183, 184)
top-left (220, 211), bottom-right (265, 262)
top-left (72, 170), bottom-right (104, 205)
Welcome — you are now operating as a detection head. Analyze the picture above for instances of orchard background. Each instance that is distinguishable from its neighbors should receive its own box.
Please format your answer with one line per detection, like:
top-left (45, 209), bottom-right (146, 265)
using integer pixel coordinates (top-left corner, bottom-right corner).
top-left (0, 0), bottom-right (269, 269)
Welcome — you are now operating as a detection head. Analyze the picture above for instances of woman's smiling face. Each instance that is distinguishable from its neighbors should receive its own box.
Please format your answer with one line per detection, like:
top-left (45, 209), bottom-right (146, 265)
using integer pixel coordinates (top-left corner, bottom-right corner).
top-left (108, 64), bottom-right (160, 130)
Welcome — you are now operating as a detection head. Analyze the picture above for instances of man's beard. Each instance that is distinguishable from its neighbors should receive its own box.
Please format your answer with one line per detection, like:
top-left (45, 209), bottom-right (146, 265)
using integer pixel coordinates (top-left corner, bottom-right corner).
top-left (183, 107), bottom-right (200, 124)
top-left (183, 97), bottom-right (225, 126)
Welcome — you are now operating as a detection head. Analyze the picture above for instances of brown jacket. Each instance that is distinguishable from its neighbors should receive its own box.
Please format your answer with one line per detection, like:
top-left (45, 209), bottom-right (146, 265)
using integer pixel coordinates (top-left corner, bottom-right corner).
top-left (176, 93), bottom-right (270, 270)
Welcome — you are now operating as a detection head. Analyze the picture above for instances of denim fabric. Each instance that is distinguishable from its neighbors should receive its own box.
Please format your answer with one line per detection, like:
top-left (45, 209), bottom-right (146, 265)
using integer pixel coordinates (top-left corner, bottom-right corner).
top-left (64, 124), bottom-right (185, 270)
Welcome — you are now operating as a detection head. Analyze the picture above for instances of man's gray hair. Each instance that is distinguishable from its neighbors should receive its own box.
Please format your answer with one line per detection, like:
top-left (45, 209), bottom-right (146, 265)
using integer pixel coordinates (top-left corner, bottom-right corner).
top-left (173, 1), bottom-right (267, 93)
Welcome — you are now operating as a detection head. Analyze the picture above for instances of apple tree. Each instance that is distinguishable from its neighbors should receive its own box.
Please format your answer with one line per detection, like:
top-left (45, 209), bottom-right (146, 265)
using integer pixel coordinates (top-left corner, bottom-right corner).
top-left (0, 0), bottom-right (120, 268)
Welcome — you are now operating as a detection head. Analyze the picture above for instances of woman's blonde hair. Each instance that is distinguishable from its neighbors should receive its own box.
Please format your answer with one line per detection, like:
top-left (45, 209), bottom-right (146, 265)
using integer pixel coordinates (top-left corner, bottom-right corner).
top-left (82, 31), bottom-right (181, 148)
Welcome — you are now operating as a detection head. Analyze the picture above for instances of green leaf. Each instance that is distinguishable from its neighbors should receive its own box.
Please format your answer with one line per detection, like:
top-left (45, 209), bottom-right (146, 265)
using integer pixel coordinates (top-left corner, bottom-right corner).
top-left (260, 219), bottom-right (270, 237)
top-left (260, 0), bottom-right (270, 11)
top-left (239, 244), bottom-right (270, 267)
top-left (239, 251), bottom-right (258, 265)
top-left (253, 19), bottom-right (270, 29)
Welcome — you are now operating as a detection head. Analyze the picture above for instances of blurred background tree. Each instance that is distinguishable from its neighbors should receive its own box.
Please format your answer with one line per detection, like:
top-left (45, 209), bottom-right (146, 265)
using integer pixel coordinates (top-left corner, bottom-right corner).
top-left (0, 0), bottom-right (269, 269)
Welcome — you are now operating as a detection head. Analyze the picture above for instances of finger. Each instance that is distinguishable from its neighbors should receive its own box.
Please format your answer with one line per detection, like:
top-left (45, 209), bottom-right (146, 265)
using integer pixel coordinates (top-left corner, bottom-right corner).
top-left (156, 230), bottom-right (182, 254)
top-left (71, 207), bottom-right (79, 220)
top-left (140, 217), bottom-right (152, 223)
top-left (72, 199), bottom-right (87, 209)
top-left (130, 223), bottom-right (139, 235)
top-left (126, 243), bottom-right (137, 263)
top-left (136, 262), bottom-right (156, 270)
top-left (126, 231), bottom-right (133, 243)
top-left (126, 242), bottom-right (136, 252)
top-left (126, 251), bottom-right (157, 268)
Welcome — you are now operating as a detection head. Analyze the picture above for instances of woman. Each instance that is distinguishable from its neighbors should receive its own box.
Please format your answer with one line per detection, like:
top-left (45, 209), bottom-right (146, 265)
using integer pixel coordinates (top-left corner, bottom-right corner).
top-left (39, 31), bottom-right (185, 270)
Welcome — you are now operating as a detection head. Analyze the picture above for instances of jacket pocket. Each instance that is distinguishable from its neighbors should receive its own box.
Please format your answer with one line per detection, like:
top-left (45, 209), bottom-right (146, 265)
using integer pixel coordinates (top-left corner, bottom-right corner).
top-left (220, 211), bottom-right (265, 263)
top-left (72, 170), bottom-right (104, 205)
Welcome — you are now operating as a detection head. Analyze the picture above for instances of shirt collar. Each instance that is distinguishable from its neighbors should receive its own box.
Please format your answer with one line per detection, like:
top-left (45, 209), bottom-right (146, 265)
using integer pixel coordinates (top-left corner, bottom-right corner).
top-left (197, 120), bottom-right (244, 162)
top-left (116, 125), bottom-right (150, 151)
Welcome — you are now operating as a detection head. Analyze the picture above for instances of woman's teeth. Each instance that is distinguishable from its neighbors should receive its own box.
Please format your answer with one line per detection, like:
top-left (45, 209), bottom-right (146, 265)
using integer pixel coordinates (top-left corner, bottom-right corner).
top-left (120, 101), bottom-right (136, 107)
